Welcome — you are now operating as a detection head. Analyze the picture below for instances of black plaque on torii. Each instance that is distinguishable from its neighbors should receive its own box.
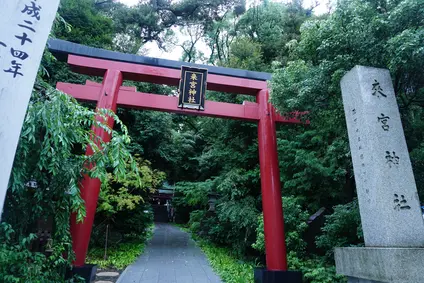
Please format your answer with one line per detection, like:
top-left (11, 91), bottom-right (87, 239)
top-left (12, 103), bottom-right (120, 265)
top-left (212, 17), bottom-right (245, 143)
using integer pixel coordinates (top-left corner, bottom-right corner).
top-left (178, 66), bottom-right (207, 110)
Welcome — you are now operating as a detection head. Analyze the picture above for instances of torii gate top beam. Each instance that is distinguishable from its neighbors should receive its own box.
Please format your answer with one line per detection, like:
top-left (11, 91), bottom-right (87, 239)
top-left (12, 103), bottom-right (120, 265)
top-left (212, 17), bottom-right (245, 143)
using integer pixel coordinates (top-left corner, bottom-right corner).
top-left (50, 40), bottom-right (305, 124)
top-left (65, 54), bottom-right (266, 95)
top-left (48, 39), bottom-right (271, 81)
top-left (48, 39), bottom-right (270, 95)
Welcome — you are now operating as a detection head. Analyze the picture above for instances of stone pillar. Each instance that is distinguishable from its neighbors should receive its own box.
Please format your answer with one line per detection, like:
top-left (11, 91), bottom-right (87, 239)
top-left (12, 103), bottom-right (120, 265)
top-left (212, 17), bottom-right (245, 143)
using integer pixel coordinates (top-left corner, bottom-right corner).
top-left (336, 65), bottom-right (424, 283)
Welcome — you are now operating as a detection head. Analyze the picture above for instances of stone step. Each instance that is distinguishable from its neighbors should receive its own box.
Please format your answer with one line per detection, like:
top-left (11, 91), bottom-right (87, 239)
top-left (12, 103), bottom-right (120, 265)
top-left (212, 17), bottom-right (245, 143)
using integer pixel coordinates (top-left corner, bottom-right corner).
top-left (96, 271), bottom-right (119, 277)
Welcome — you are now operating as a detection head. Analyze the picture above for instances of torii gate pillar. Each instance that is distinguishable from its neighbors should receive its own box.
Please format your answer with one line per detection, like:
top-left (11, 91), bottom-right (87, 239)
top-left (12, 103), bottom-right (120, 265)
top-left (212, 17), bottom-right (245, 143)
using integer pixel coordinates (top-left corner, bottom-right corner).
top-left (71, 69), bottom-right (123, 267)
top-left (257, 89), bottom-right (287, 270)
top-left (254, 90), bottom-right (302, 282)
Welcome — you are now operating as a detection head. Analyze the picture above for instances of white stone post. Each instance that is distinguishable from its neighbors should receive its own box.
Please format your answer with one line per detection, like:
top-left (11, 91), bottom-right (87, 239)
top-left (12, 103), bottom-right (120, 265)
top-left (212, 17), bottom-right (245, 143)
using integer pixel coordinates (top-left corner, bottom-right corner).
top-left (0, 1), bottom-right (60, 219)
top-left (336, 65), bottom-right (424, 283)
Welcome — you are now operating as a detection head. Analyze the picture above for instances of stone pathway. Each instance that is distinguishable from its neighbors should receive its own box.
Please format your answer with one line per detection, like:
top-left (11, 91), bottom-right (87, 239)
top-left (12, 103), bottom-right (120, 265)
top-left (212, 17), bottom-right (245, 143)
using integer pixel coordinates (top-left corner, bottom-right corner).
top-left (117, 223), bottom-right (222, 283)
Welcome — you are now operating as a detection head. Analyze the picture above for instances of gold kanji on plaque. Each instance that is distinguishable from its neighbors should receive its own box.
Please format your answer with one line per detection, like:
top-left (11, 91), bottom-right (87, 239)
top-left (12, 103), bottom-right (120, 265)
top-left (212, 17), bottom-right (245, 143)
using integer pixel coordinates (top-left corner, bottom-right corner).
top-left (178, 66), bottom-right (207, 110)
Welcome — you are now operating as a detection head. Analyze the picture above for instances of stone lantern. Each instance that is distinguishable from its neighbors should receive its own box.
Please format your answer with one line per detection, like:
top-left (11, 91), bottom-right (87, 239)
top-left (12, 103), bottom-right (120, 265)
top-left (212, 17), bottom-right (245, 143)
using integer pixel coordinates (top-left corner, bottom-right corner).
top-left (207, 193), bottom-right (218, 212)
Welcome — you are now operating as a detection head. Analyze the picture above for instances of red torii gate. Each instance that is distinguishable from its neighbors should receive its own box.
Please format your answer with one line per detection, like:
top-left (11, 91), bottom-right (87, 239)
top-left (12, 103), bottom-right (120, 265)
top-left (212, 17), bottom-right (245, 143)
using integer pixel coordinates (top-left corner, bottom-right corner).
top-left (51, 39), bottom-right (303, 282)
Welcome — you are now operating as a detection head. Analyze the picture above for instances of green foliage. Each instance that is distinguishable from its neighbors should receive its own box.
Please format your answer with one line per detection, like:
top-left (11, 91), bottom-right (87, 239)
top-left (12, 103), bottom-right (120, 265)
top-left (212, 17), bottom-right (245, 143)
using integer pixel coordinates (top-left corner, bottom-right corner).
top-left (100, 0), bottom-right (246, 54)
top-left (1, 68), bottom-right (137, 281)
top-left (236, 1), bottom-right (310, 65)
top-left (270, 0), bottom-right (424, 207)
top-left (111, 203), bottom-right (154, 240)
top-left (193, 228), bottom-right (345, 283)
top-left (119, 108), bottom-right (200, 182)
top-left (253, 196), bottom-right (309, 257)
top-left (277, 124), bottom-right (350, 212)
top-left (87, 242), bottom-right (145, 269)
top-left (6, 81), bottom-right (136, 219)
top-left (87, 225), bottom-right (153, 269)
top-left (186, 198), bottom-right (258, 256)
top-left (91, 200), bottom-right (154, 247)
top-left (196, 239), bottom-right (254, 283)
top-left (178, 167), bottom-right (261, 255)
top-left (1, 6), bottom-right (141, 279)
top-left (98, 155), bottom-right (165, 215)
top-left (167, 0), bottom-right (315, 266)
top-left (42, 0), bottom-right (114, 86)
top-left (92, 155), bottom-right (163, 248)
top-left (107, 2), bottom-right (162, 53)
top-left (56, 0), bottom-right (114, 48)
top-left (4, 0), bottom-right (424, 282)
top-left (252, 197), bottom-right (346, 283)
top-left (316, 200), bottom-right (363, 259)
top-left (217, 196), bottom-right (258, 238)
top-left (288, 252), bottom-right (346, 283)
top-left (265, 1), bottom-right (424, 276)
top-left (227, 38), bottom-right (264, 71)
top-left (0, 223), bottom-right (82, 283)
top-left (175, 181), bottom-right (211, 207)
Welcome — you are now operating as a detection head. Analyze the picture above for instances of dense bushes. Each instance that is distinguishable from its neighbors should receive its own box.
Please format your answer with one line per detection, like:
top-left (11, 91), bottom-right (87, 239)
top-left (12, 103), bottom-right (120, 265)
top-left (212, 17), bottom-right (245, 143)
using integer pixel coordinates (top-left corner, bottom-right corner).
top-left (89, 156), bottom-right (165, 264)
top-left (252, 197), bottom-right (309, 257)
top-left (90, 203), bottom-right (154, 249)
top-left (185, 194), bottom-right (353, 283)
top-left (197, 240), bottom-right (255, 283)
top-left (316, 200), bottom-right (363, 260)
top-left (175, 167), bottom-right (261, 257)
top-left (0, 224), bottom-right (69, 282)
top-left (87, 226), bottom-right (153, 270)
top-left (0, 82), bottom-right (137, 282)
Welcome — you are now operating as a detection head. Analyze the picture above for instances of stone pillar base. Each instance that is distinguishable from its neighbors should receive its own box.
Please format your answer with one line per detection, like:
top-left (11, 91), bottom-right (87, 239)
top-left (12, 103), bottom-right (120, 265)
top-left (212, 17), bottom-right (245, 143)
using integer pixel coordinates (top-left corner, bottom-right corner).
top-left (335, 247), bottom-right (424, 283)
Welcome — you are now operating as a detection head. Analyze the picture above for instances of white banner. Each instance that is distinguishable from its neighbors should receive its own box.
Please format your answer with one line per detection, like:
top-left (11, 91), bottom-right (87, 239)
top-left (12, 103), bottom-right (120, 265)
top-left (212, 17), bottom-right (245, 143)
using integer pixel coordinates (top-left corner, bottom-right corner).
top-left (0, 0), bottom-right (60, 219)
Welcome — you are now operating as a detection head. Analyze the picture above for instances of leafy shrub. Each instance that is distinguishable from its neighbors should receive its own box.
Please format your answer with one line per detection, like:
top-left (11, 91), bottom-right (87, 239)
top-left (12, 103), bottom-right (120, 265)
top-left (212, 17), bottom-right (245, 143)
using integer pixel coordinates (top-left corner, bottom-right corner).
top-left (288, 252), bottom-right (346, 283)
top-left (180, 170), bottom-right (261, 256)
top-left (87, 225), bottom-right (153, 270)
top-left (113, 203), bottom-right (154, 241)
top-left (252, 196), bottom-right (348, 283)
top-left (97, 156), bottom-right (165, 216)
top-left (1, 81), bottom-right (137, 281)
top-left (188, 210), bottom-right (207, 234)
top-left (0, 223), bottom-right (82, 283)
top-left (253, 196), bottom-right (309, 257)
top-left (316, 199), bottom-right (363, 259)
top-left (197, 240), bottom-right (254, 283)
top-left (188, 200), bottom-right (259, 256)
top-left (91, 203), bottom-right (154, 248)
top-left (91, 155), bottom-right (163, 247)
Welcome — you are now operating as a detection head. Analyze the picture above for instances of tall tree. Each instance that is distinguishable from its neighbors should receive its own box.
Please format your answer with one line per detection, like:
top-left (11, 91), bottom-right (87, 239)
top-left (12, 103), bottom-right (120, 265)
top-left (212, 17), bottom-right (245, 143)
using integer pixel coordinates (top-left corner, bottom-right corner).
top-left (270, 0), bottom-right (424, 207)
top-left (56, 0), bottom-right (114, 48)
